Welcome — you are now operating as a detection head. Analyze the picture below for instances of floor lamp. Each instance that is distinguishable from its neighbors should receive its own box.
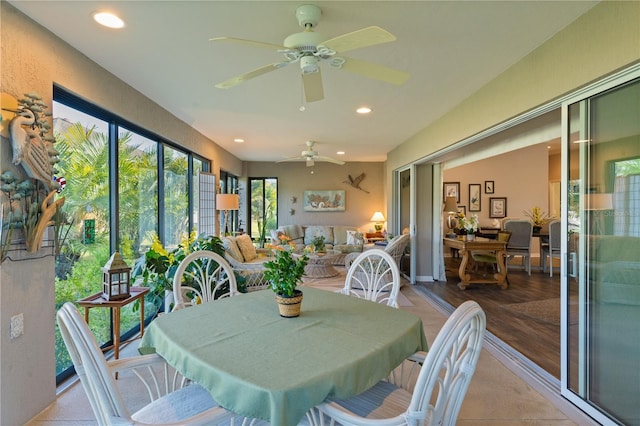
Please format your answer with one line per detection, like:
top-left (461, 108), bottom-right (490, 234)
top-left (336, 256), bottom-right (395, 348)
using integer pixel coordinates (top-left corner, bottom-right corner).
top-left (216, 194), bottom-right (239, 236)
top-left (443, 196), bottom-right (458, 238)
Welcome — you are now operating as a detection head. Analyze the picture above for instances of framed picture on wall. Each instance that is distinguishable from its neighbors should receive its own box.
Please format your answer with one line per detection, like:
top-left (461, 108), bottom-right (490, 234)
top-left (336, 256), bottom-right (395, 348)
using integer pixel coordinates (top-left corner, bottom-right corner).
top-left (457, 206), bottom-right (466, 216)
top-left (303, 190), bottom-right (345, 212)
top-left (469, 184), bottom-right (481, 212)
top-left (489, 197), bottom-right (507, 218)
top-left (485, 180), bottom-right (494, 194)
top-left (443, 182), bottom-right (460, 203)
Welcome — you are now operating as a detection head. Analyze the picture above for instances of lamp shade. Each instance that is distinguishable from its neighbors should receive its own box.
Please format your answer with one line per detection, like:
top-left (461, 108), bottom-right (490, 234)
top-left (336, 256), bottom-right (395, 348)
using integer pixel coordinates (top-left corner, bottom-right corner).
top-left (585, 193), bottom-right (613, 210)
top-left (370, 211), bottom-right (386, 222)
top-left (216, 193), bottom-right (239, 211)
top-left (443, 196), bottom-right (458, 213)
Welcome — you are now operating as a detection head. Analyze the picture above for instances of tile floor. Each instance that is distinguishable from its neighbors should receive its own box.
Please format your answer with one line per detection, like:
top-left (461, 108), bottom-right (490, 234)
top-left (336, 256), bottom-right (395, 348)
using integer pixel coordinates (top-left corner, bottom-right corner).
top-left (26, 281), bottom-right (598, 425)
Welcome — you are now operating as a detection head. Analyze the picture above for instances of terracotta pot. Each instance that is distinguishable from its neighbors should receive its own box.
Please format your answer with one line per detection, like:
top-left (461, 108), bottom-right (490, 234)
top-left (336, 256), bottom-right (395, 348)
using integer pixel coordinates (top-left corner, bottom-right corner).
top-left (275, 289), bottom-right (303, 318)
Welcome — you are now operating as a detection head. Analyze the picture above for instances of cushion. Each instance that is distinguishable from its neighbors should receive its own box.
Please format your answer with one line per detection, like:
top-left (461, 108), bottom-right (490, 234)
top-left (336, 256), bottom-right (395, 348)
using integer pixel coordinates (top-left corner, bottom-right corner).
top-left (346, 230), bottom-right (364, 245)
top-left (280, 224), bottom-right (304, 241)
top-left (304, 226), bottom-right (334, 246)
top-left (333, 226), bottom-right (358, 245)
top-left (222, 237), bottom-right (244, 262)
top-left (235, 234), bottom-right (257, 262)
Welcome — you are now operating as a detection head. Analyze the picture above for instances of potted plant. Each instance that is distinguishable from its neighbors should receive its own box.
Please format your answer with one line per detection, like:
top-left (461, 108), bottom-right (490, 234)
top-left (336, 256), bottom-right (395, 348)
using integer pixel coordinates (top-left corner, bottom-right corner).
top-left (458, 213), bottom-right (479, 241)
top-left (311, 234), bottom-right (326, 253)
top-left (264, 235), bottom-right (308, 317)
top-left (523, 206), bottom-right (549, 233)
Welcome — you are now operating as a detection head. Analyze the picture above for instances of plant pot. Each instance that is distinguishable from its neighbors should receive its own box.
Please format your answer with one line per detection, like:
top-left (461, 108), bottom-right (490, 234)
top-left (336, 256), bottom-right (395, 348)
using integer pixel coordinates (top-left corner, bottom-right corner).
top-left (275, 289), bottom-right (303, 318)
top-left (466, 233), bottom-right (475, 241)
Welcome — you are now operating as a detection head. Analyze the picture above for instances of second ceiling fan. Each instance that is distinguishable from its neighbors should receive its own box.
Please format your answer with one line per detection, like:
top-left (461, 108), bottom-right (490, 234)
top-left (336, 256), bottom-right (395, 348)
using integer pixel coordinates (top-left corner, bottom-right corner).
top-left (276, 141), bottom-right (345, 167)
top-left (211, 4), bottom-right (410, 103)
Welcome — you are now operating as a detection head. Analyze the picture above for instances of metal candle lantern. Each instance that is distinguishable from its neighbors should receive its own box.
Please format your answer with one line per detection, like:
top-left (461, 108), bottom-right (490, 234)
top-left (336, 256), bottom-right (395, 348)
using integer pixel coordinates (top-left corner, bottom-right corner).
top-left (102, 251), bottom-right (131, 301)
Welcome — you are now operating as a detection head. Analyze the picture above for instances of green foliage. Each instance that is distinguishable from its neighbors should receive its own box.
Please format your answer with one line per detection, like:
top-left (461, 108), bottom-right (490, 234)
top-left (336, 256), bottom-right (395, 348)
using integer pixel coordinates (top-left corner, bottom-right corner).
top-left (311, 234), bottom-right (326, 252)
top-left (264, 236), bottom-right (308, 297)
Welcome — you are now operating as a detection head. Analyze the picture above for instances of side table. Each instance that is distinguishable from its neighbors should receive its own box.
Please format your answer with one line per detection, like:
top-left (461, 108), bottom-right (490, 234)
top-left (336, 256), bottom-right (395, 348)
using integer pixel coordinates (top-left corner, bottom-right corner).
top-left (76, 286), bottom-right (150, 361)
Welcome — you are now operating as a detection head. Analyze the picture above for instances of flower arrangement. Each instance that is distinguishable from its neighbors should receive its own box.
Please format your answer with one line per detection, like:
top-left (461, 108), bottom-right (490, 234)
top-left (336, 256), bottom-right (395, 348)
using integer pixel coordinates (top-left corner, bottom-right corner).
top-left (264, 235), bottom-right (308, 297)
top-left (311, 234), bottom-right (326, 252)
top-left (457, 213), bottom-right (479, 233)
top-left (523, 206), bottom-right (549, 226)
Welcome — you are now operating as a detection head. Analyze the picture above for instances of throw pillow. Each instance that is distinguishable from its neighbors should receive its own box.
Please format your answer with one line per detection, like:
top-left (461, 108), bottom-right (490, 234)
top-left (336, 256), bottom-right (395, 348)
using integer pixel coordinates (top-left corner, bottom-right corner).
top-left (223, 237), bottom-right (244, 262)
top-left (235, 234), bottom-right (257, 262)
top-left (346, 230), bottom-right (364, 245)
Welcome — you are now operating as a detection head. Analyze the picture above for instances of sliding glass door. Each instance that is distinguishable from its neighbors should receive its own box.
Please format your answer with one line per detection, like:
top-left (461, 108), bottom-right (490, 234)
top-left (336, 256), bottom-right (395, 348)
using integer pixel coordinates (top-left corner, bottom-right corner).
top-left (563, 74), bottom-right (640, 425)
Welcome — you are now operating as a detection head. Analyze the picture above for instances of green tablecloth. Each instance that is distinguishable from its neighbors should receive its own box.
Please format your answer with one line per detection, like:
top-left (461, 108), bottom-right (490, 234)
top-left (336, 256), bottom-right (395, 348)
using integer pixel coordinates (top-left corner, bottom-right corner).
top-left (138, 287), bottom-right (428, 426)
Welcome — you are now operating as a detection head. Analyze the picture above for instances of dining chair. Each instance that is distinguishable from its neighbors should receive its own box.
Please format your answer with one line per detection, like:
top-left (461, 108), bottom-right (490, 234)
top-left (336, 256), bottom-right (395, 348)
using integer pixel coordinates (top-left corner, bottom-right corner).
top-left (541, 219), bottom-right (561, 277)
top-left (503, 219), bottom-right (534, 276)
top-left (341, 249), bottom-right (401, 308)
top-left (56, 302), bottom-right (240, 425)
top-left (172, 250), bottom-right (240, 312)
top-left (313, 300), bottom-right (486, 425)
top-left (471, 229), bottom-right (511, 277)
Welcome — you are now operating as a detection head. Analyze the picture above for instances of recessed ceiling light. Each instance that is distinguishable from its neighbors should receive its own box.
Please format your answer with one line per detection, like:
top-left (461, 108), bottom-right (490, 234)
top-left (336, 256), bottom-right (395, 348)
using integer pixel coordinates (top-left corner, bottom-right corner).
top-left (336, 151), bottom-right (345, 155)
top-left (233, 138), bottom-right (245, 143)
top-left (356, 107), bottom-right (372, 114)
top-left (93, 11), bottom-right (125, 29)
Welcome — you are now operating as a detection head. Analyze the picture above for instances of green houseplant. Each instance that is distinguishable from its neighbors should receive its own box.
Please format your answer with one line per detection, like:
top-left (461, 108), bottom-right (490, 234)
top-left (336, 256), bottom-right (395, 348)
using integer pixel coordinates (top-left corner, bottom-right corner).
top-left (264, 235), bottom-right (309, 317)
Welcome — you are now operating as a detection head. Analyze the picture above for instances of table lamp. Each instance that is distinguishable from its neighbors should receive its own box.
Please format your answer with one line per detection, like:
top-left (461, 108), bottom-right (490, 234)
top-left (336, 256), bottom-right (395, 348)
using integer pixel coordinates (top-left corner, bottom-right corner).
top-left (443, 196), bottom-right (458, 238)
top-left (370, 211), bottom-right (385, 232)
top-left (216, 193), bottom-right (239, 236)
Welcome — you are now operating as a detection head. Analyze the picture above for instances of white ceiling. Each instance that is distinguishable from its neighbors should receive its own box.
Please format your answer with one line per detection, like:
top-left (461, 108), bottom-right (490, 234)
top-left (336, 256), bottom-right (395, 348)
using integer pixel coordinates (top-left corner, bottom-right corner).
top-left (9, 1), bottom-right (597, 163)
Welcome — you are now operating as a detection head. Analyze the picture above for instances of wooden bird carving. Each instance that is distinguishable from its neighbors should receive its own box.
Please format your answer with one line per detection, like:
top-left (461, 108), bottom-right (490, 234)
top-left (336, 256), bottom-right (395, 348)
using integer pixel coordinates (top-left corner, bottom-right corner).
top-left (343, 173), bottom-right (369, 193)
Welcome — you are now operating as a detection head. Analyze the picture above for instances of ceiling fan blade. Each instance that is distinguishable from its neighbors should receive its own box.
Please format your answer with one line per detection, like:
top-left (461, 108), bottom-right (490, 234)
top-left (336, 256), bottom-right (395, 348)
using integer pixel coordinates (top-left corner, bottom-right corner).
top-left (315, 155), bottom-right (345, 166)
top-left (338, 56), bottom-right (409, 85)
top-left (320, 26), bottom-right (396, 54)
top-left (302, 69), bottom-right (324, 103)
top-left (306, 158), bottom-right (315, 167)
top-left (276, 156), bottom-right (304, 163)
top-left (215, 62), bottom-right (291, 89)
top-left (209, 37), bottom-right (287, 51)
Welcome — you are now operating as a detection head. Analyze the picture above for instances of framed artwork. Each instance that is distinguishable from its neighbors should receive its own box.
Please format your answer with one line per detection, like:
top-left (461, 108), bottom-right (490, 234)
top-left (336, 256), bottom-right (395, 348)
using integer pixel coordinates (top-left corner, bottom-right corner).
top-left (469, 184), bottom-right (481, 212)
top-left (489, 197), bottom-right (507, 218)
top-left (457, 205), bottom-right (466, 216)
top-left (303, 190), bottom-right (345, 212)
top-left (443, 182), bottom-right (460, 203)
top-left (485, 180), bottom-right (494, 194)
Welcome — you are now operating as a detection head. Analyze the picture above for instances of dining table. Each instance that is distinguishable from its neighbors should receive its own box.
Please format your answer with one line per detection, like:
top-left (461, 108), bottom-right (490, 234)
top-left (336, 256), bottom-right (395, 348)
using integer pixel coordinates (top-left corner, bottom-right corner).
top-left (138, 286), bottom-right (428, 426)
top-left (443, 236), bottom-right (508, 289)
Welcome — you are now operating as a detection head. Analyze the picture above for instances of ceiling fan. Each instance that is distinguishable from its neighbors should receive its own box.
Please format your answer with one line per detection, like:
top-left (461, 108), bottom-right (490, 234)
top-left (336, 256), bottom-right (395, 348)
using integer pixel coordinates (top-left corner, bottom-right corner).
top-left (276, 140), bottom-right (345, 167)
top-left (210, 4), bottom-right (410, 103)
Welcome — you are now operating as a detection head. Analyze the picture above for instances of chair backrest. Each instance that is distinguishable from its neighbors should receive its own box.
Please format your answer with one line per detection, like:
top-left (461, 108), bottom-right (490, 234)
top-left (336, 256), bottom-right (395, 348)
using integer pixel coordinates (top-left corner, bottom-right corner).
top-left (341, 249), bottom-right (401, 308)
top-left (497, 230), bottom-right (512, 243)
top-left (548, 219), bottom-right (561, 251)
top-left (173, 250), bottom-right (239, 311)
top-left (384, 233), bottom-right (411, 265)
top-left (503, 219), bottom-right (533, 250)
top-left (410, 300), bottom-right (486, 425)
top-left (57, 302), bottom-right (130, 424)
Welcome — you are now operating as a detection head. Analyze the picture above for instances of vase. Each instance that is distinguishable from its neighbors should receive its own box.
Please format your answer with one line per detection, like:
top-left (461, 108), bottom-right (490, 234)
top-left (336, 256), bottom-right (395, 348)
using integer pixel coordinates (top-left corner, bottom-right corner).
top-left (466, 233), bottom-right (475, 241)
top-left (275, 289), bottom-right (303, 318)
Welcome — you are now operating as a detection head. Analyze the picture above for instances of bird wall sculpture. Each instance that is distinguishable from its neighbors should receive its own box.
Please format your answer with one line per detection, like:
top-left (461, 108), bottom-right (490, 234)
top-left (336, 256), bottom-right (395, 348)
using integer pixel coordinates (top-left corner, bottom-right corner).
top-left (343, 173), bottom-right (369, 193)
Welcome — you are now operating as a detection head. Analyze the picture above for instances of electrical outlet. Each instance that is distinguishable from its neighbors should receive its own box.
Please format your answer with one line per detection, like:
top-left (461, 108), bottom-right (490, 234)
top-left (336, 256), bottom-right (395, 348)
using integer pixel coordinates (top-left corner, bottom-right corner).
top-left (10, 313), bottom-right (24, 339)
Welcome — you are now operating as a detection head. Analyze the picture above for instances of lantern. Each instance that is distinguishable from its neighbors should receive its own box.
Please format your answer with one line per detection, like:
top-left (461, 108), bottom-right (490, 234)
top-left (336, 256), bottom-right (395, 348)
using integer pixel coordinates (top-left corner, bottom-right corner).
top-left (102, 251), bottom-right (131, 301)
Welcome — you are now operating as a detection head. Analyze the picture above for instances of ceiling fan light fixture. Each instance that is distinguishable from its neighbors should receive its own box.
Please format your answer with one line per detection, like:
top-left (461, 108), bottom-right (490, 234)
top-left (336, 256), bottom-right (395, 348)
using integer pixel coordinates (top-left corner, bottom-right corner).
top-left (300, 56), bottom-right (319, 74)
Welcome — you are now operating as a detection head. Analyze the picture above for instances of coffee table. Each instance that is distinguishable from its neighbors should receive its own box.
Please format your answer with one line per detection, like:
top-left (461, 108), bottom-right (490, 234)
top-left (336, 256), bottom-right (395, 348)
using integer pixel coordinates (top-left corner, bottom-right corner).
top-left (294, 249), bottom-right (340, 278)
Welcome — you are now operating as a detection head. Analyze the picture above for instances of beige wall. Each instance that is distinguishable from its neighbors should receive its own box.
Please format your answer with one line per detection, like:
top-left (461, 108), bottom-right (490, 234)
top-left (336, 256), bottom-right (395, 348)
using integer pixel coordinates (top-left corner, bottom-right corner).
top-left (387, 1), bottom-right (640, 222)
top-left (246, 161), bottom-right (385, 232)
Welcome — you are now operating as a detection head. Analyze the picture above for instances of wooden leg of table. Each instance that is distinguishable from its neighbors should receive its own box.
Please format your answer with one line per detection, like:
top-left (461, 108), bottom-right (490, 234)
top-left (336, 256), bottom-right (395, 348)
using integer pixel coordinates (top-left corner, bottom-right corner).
top-left (494, 250), bottom-right (508, 289)
top-left (139, 295), bottom-right (145, 337)
top-left (457, 249), bottom-right (471, 290)
top-left (113, 307), bottom-right (120, 360)
top-left (83, 307), bottom-right (90, 324)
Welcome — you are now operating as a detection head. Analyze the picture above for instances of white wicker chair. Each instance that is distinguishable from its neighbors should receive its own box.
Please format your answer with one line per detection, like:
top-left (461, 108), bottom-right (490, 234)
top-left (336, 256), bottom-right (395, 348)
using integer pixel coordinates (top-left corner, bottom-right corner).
top-left (344, 234), bottom-right (410, 271)
top-left (57, 302), bottom-right (239, 425)
top-left (340, 249), bottom-right (401, 308)
top-left (312, 300), bottom-right (486, 426)
top-left (172, 250), bottom-right (240, 312)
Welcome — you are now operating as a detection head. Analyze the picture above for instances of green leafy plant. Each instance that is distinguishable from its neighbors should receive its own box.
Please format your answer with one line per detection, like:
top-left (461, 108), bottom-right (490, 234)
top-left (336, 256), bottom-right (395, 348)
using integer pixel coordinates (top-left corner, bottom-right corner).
top-left (523, 206), bottom-right (549, 226)
top-left (457, 213), bottom-right (479, 233)
top-left (311, 234), bottom-right (326, 252)
top-left (264, 235), bottom-right (308, 297)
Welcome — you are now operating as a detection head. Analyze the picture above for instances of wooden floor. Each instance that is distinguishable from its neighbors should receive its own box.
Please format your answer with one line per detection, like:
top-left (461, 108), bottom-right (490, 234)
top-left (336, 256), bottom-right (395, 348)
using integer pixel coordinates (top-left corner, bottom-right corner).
top-left (419, 256), bottom-right (571, 379)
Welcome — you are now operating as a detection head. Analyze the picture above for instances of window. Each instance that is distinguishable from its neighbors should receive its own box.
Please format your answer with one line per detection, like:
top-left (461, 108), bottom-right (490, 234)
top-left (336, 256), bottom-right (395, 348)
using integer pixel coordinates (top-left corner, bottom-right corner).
top-left (249, 178), bottom-right (277, 245)
top-left (53, 87), bottom-right (209, 383)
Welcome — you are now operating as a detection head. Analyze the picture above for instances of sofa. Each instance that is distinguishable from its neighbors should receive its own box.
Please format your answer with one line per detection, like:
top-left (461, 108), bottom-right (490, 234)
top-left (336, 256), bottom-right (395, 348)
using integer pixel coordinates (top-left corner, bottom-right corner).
top-left (270, 224), bottom-right (364, 265)
top-left (221, 234), bottom-right (272, 291)
top-left (586, 235), bottom-right (640, 305)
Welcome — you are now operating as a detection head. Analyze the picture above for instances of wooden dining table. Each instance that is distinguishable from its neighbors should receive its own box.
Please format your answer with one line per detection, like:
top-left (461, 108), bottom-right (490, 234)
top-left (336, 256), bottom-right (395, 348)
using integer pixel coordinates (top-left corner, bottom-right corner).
top-left (138, 287), bottom-right (428, 426)
top-left (443, 237), bottom-right (508, 289)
